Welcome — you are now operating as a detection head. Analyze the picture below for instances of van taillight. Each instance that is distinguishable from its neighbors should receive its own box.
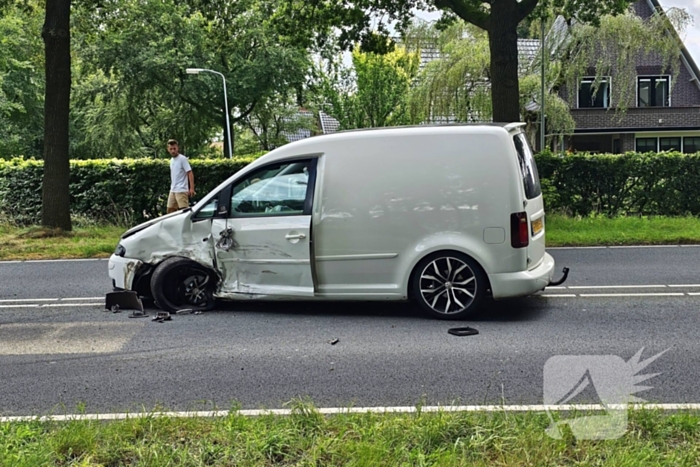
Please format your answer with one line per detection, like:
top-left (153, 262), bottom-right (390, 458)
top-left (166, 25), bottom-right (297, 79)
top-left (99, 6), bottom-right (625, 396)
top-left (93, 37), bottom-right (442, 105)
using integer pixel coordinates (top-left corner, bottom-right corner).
top-left (511, 212), bottom-right (529, 248)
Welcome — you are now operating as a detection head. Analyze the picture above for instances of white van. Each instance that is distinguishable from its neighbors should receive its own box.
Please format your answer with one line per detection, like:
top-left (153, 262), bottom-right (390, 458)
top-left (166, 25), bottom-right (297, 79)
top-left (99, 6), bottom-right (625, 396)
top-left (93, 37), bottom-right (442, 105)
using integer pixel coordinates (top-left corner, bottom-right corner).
top-left (108, 123), bottom-right (566, 319)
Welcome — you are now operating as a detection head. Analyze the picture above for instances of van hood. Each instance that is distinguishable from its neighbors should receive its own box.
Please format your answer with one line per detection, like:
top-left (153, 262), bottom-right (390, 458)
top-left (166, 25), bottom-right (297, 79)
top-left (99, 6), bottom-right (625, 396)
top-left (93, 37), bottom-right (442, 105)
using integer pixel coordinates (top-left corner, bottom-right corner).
top-left (121, 209), bottom-right (191, 239)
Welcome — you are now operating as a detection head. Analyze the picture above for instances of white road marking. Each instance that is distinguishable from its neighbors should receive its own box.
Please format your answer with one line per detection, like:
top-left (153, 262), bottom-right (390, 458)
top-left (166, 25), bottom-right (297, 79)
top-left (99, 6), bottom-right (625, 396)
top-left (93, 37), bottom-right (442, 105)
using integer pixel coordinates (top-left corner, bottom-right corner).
top-left (547, 246), bottom-right (607, 250)
top-left (547, 245), bottom-right (700, 249)
top-left (609, 245), bottom-right (683, 248)
top-left (567, 285), bottom-right (667, 289)
top-left (60, 297), bottom-right (103, 301)
top-left (3, 285), bottom-right (700, 308)
top-left (0, 298), bottom-right (59, 303)
top-left (579, 293), bottom-right (686, 297)
top-left (0, 303), bottom-right (102, 309)
top-left (39, 303), bottom-right (103, 308)
top-left (3, 403), bottom-right (700, 422)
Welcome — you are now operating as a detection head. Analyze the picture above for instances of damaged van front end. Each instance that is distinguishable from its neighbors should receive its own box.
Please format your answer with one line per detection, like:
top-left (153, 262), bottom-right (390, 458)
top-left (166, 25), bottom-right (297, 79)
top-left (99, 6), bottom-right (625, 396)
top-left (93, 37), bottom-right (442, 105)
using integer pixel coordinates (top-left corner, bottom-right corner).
top-left (107, 207), bottom-right (222, 312)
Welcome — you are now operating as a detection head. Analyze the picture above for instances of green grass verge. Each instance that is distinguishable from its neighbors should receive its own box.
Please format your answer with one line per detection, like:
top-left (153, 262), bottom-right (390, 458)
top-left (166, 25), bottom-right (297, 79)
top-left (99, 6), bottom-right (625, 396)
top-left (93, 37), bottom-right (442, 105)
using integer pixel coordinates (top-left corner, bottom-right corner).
top-left (0, 224), bottom-right (124, 261)
top-left (545, 214), bottom-right (700, 247)
top-left (2, 214), bottom-right (700, 260)
top-left (2, 404), bottom-right (700, 466)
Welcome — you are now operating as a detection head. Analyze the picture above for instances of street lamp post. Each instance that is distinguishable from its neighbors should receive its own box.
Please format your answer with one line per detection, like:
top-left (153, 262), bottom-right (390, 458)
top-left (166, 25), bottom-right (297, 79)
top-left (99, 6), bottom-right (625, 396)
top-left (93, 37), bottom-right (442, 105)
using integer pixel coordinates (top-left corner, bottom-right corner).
top-left (186, 68), bottom-right (233, 159)
top-left (540, 17), bottom-right (546, 153)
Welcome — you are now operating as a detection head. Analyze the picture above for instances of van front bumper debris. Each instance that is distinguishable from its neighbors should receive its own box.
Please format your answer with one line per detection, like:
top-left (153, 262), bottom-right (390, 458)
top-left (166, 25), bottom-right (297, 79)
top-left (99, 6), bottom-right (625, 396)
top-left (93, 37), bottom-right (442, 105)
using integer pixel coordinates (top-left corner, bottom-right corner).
top-left (108, 254), bottom-right (143, 291)
top-left (488, 252), bottom-right (556, 299)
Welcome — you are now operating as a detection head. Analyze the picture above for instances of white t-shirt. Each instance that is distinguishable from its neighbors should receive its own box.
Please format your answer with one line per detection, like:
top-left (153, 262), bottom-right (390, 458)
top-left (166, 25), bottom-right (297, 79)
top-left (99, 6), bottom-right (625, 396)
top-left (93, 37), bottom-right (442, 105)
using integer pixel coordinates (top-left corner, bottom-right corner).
top-left (170, 154), bottom-right (192, 193)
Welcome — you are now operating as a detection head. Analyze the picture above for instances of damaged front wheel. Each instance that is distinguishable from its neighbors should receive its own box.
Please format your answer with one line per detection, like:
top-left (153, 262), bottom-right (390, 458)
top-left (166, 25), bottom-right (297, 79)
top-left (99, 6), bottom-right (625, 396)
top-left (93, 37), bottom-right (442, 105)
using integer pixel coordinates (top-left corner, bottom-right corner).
top-left (150, 257), bottom-right (216, 312)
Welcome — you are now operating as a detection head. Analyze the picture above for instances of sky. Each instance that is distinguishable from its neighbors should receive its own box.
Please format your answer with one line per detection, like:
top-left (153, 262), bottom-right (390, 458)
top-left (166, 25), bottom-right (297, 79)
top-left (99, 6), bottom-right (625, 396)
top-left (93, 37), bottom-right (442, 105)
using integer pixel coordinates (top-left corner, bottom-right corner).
top-left (662, 0), bottom-right (700, 65)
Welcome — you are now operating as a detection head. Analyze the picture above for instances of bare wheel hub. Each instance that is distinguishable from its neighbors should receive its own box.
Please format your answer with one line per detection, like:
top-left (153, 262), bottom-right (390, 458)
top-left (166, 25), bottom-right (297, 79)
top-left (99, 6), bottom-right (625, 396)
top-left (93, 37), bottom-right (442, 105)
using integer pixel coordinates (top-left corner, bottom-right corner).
top-left (183, 274), bottom-right (209, 305)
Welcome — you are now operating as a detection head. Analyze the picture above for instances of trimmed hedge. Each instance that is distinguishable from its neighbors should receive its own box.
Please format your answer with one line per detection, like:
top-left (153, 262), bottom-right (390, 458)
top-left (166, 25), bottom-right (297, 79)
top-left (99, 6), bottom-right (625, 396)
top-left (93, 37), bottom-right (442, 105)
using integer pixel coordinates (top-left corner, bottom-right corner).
top-left (2, 150), bottom-right (700, 226)
top-left (536, 150), bottom-right (700, 217)
top-left (0, 155), bottom-right (261, 226)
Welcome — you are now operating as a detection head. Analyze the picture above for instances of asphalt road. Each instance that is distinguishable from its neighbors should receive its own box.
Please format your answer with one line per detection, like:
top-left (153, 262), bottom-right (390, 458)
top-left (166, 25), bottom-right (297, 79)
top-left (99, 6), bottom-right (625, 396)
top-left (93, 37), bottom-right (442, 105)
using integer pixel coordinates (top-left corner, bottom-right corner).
top-left (1, 246), bottom-right (700, 417)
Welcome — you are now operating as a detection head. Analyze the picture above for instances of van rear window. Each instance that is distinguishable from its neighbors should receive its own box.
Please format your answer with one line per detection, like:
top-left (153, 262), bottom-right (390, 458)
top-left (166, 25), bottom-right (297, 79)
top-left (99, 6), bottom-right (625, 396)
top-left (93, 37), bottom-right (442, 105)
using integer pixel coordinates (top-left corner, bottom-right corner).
top-left (513, 133), bottom-right (542, 199)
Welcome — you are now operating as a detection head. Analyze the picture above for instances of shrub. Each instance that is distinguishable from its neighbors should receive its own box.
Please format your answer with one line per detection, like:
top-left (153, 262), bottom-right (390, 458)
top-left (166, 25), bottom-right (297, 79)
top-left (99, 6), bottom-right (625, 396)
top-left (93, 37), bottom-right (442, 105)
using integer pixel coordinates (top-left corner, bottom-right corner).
top-left (0, 154), bottom-right (262, 226)
top-left (536, 150), bottom-right (700, 217)
top-left (2, 150), bottom-right (700, 226)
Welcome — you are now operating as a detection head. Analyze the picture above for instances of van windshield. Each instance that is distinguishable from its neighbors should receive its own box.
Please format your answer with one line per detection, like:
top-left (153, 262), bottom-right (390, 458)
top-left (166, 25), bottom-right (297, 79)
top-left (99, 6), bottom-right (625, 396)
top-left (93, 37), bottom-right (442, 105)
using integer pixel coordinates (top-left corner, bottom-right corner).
top-left (513, 133), bottom-right (542, 199)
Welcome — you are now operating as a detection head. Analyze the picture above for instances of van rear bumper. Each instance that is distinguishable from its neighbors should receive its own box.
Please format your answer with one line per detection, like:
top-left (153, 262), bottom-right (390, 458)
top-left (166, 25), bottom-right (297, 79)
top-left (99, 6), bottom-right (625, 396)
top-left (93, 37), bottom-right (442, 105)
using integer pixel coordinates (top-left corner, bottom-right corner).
top-left (488, 252), bottom-right (555, 299)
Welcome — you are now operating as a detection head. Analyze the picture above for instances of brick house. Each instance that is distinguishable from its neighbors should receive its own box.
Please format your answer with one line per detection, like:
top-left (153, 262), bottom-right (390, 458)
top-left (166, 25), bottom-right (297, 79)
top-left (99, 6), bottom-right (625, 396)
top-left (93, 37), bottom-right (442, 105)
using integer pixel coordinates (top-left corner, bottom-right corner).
top-left (290, 0), bottom-right (700, 154)
top-left (413, 0), bottom-right (700, 153)
top-left (555, 0), bottom-right (700, 154)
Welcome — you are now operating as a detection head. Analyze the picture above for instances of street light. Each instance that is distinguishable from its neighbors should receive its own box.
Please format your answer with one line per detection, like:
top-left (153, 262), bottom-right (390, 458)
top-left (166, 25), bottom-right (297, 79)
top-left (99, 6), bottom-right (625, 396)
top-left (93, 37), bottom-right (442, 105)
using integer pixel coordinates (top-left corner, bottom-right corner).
top-left (186, 67), bottom-right (233, 159)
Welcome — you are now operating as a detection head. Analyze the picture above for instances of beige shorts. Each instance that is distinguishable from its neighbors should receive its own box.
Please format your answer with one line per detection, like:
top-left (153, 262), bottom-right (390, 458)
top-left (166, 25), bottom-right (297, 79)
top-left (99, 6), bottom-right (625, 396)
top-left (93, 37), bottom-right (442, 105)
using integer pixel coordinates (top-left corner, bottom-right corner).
top-left (167, 191), bottom-right (189, 210)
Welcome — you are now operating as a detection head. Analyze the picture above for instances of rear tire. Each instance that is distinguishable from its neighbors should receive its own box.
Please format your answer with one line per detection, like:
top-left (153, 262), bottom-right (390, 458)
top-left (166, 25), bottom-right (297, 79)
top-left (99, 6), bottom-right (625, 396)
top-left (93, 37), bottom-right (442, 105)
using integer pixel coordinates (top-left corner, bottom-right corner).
top-left (150, 257), bottom-right (217, 312)
top-left (410, 251), bottom-right (487, 320)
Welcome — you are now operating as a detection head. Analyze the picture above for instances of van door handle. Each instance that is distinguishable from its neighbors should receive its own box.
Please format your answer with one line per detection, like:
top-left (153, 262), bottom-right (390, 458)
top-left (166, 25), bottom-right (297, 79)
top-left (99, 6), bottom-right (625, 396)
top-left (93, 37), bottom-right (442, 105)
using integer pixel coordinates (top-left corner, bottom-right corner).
top-left (285, 233), bottom-right (306, 240)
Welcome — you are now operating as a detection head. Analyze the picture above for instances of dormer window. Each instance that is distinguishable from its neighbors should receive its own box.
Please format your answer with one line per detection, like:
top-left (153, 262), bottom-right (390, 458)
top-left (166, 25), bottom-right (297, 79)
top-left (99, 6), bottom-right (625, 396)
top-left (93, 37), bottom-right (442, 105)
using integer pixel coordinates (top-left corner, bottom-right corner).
top-left (638, 76), bottom-right (670, 107)
top-left (578, 77), bottom-right (610, 108)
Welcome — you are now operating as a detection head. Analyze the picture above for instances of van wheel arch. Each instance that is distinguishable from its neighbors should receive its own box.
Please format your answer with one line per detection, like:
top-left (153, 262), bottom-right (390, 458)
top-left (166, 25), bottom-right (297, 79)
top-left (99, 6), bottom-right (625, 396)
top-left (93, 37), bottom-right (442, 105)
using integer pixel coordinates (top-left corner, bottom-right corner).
top-left (150, 256), bottom-right (219, 312)
top-left (408, 250), bottom-right (490, 320)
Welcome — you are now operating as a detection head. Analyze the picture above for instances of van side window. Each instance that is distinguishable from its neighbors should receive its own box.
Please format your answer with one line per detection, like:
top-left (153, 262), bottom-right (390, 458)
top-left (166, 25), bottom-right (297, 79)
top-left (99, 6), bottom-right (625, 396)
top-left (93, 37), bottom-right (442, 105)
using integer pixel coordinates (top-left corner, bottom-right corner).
top-left (513, 133), bottom-right (542, 199)
top-left (230, 160), bottom-right (313, 217)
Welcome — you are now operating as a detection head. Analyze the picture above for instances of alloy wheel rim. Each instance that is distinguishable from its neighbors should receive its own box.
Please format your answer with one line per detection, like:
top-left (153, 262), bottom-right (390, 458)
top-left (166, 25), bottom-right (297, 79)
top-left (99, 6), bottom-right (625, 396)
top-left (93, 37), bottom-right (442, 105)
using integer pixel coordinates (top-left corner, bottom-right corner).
top-left (183, 274), bottom-right (209, 306)
top-left (419, 257), bottom-right (476, 314)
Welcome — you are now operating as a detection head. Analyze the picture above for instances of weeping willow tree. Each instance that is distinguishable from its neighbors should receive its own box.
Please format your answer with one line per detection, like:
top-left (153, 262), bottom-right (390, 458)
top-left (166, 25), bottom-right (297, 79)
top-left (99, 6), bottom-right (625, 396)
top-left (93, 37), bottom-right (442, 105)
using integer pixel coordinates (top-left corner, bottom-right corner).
top-left (405, 3), bottom-right (692, 148)
top-left (405, 20), bottom-right (574, 147)
top-left (406, 22), bottom-right (491, 124)
top-left (520, 63), bottom-right (575, 149)
top-left (552, 5), bottom-right (693, 118)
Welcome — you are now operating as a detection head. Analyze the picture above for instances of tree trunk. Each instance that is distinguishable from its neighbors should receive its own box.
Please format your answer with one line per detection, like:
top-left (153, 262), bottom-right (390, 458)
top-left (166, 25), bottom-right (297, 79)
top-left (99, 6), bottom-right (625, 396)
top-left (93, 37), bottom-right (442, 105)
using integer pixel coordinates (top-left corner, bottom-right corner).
top-left (41, 0), bottom-right (72, 231)
top-left (488, 0), bottom-right (521, 123)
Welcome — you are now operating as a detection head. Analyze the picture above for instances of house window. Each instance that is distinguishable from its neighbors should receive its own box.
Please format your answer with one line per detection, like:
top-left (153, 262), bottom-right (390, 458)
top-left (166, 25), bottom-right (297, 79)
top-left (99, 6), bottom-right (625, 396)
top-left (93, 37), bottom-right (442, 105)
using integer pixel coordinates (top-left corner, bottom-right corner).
top-left (684, 137), bottom-right (700, 154)
top-left (638, 76), bottom-right (670, 107)
top-left (659, 137), bottom-right (681, 152)
top-left (636, 138), bottom-right (658, 153)
top-left (613, 139), bottom-right (621, 154)
top-left (578, 77), bottom-right (610, 108)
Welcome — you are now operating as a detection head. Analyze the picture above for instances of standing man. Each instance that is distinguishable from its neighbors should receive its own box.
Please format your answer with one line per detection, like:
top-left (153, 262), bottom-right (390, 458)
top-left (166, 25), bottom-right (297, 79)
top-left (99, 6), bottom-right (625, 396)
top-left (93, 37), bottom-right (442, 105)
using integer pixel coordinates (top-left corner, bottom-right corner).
top-left (166, 139), bottom-right (195, 213)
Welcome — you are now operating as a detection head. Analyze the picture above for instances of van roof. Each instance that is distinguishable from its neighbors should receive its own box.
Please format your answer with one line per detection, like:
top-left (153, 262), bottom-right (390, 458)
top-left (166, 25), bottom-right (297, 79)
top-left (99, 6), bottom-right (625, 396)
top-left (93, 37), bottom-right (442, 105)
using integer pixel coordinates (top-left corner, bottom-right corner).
top-left (327, 122), bottom-right (526, 136)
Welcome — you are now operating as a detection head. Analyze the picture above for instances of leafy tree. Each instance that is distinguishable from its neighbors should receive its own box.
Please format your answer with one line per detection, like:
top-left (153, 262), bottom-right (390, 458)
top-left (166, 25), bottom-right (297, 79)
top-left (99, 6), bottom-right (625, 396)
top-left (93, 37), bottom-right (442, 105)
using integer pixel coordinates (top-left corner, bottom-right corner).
top-left (74, 0), bottom-right (314, 159)
top-left (242, 93), bottom-right (318, 150)
top-left (0, 4), bottom-right (44, 158)
top-left (279, 0), bottom-right (637, 123)
top-left (407, 22), bottom-right (492, 124)
top-left (407, 21), bottom-right (573, 146)
top-left (314, 42), bottom-right (420, 129)
top-left (405, 3), bottom-right (691, 148)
